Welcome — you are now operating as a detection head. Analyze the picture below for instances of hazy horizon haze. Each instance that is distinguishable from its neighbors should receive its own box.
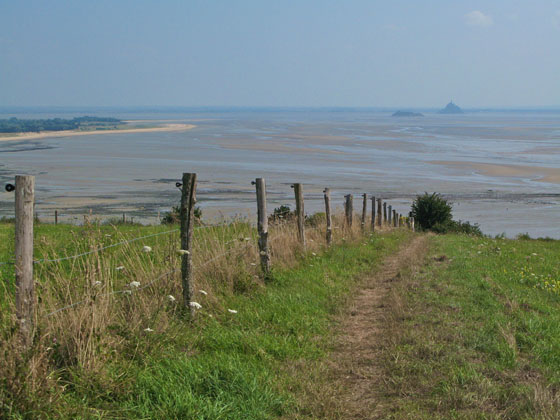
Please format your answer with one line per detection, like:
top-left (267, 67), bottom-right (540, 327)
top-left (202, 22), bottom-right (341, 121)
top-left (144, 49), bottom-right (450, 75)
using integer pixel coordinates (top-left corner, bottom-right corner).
top-left (1, 0), bottom-right (559, 108)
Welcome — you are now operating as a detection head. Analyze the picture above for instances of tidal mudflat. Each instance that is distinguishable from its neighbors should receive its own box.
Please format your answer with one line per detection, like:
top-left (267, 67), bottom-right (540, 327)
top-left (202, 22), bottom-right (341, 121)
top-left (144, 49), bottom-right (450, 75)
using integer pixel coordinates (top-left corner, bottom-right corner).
top-left (0, 109), bottom-right (558, 238)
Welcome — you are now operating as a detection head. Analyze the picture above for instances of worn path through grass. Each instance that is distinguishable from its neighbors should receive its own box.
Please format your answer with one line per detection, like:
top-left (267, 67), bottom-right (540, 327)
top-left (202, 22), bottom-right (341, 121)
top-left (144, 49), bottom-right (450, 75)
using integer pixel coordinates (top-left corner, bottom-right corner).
top-left (307, 233), bottom-right (560, 420)
top-left (300, 234), bottom-right (431, 419)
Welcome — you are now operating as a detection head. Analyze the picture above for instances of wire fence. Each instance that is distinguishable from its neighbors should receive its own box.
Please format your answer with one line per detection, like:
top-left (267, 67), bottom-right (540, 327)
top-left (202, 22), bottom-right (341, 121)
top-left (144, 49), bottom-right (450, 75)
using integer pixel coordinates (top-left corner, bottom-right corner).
top-left (33, 229), bottom-right (179, 264)
top-left (43, 239), bottom-right (254, 317)
top-left (0, 223), bottom-right (247, 267)
top-left (3, 174), bottom-right (414, 354)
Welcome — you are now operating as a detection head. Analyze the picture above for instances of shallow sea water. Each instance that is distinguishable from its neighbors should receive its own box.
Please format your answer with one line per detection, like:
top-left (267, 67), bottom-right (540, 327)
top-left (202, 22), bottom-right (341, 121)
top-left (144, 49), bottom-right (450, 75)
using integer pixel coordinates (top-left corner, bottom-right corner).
top-left (0, 109), bottom-right (558, 238)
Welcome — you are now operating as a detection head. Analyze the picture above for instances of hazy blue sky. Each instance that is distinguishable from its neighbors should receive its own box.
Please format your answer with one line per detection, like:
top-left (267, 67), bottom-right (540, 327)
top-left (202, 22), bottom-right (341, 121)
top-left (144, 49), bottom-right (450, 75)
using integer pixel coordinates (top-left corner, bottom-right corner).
top-left (1, 0), bottom-right (559, 108)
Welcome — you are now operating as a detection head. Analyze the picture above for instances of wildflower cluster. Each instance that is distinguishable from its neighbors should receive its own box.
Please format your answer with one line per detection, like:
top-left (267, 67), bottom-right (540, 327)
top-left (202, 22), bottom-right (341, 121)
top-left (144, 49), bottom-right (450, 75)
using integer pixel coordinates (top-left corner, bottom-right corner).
top-left (534, 275), bottom-right (560, 295)
top-left (508, 265), bottom-right (560, 296)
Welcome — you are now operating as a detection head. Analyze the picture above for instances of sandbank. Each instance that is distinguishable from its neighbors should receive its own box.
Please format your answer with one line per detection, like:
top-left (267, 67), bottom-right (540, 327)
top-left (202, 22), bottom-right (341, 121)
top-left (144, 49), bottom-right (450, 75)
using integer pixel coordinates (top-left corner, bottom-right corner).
top-left (0, 123), bottom-right (195, 142)
top-left (430, 160), bottom-right (560, 184)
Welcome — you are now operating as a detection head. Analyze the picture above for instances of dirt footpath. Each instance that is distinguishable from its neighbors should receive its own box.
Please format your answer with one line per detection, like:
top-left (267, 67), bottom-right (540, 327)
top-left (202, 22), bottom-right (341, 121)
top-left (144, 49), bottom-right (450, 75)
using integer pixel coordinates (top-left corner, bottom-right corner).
top-left (325, 235), bottom-right (430, 419)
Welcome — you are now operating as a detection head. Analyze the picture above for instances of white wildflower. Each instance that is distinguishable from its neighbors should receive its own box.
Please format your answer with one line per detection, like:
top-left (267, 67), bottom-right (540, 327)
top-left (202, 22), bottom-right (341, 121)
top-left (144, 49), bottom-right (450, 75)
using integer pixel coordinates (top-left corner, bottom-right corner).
top-left (177, 249), bottom-right (190, 256)
top-left (259, 251), bottom-right (267, 256)
top-left (250, 263), bottom-right (257, 266)
top-left (129, 281), bottom-right (141, 288)
top-left (199, 290), bottom-right (208, 295)
top-left (104, 234), bottom-right (112, 237)
top-left (116, 266), bottom-right (125, 271)
top-left (123, 290), bottom-right (132, 295)
top-left (142, 246), bottom-right (152, 253)
top-left (311, 252), bottom-right (317, 256)
top-left (227, 309), bottom-right (238, 314)
top-left (144, 327), bottom-right (154, 332)
top-left (531, 253), bottom-right (538, 256)
top-left (167, 295), bottom-right (176, 302)
top-left (190, 301), bottom-right (202, 309)
top-left (93, 281), bottom-right (102, 287)
top-left (244, 237), bottom-right (251, 241)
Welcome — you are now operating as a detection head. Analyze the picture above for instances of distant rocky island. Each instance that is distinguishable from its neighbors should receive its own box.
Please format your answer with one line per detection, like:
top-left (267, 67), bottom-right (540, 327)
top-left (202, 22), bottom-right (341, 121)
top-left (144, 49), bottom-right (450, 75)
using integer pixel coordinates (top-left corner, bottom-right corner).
top-left (392, 110), bottom-right (424, 117)
top-left (439, 101), bottom-right (463, 114)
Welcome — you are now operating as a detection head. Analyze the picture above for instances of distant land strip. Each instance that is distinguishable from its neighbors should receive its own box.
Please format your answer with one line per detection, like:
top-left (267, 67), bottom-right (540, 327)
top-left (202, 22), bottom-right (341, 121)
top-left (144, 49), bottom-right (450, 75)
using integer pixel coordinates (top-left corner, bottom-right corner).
top-left (0, 122), bottom-right (195, 142)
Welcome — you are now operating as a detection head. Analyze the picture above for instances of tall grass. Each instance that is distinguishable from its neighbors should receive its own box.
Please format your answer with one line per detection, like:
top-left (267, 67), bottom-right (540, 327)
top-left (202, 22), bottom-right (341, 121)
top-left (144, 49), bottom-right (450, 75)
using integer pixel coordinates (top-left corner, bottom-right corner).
top-left (0, 213), bottom-right (402, 418)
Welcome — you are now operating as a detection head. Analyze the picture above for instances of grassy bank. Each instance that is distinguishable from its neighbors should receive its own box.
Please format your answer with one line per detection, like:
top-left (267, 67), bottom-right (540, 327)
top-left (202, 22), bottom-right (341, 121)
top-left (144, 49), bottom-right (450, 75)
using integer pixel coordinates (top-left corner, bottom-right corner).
top-left (0, 218), bottom-right (410, 418)
top-left (378, 234), bottom-right (560, 419)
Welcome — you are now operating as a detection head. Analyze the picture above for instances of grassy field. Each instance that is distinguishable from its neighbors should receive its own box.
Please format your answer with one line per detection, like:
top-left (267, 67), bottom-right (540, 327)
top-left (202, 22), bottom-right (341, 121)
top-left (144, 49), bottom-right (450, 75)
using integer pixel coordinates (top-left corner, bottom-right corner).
top-left (0, 218), bottom-right (409, 419)
top-left (1, 219), bottom-right (559, 419)
top-left (376, 234), bottom-right (560, 419)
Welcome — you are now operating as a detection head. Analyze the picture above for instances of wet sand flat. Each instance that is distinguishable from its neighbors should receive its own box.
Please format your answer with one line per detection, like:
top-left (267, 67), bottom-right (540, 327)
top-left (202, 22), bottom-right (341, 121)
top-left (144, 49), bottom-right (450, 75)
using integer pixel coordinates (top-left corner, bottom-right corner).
top-left (430, 161), bottom-right (560, 184)
top-left (1, 110), bottom-right (559, 238)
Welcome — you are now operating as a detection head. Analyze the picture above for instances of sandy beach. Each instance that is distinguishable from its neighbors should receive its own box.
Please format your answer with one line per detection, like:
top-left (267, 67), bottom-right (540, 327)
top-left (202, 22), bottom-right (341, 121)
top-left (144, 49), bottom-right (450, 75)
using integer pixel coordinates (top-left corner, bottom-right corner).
top-left (0, 123), bottom-right (195, 142)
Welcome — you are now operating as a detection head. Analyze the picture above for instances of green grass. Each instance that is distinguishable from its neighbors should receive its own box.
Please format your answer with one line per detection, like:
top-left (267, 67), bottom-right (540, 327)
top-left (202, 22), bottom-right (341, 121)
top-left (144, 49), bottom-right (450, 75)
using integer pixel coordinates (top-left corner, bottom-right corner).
top-left (379, 234), bottom-right (560, 420)
top-left (0, 221), bottom-right (410, 419)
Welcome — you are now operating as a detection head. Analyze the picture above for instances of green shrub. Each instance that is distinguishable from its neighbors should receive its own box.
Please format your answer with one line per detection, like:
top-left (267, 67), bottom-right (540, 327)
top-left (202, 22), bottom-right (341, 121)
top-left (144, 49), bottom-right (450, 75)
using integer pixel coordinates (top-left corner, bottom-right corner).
top-left (269, 205), bottom-right (294, 223)
top-left (161, 206), bottom-right (202, 225)
top-left (411, 193), bottom-right (452, 231)
top-left (432, 220), bottom-right (483, 236)
top-left (305, 212), bottom-right (326, 227)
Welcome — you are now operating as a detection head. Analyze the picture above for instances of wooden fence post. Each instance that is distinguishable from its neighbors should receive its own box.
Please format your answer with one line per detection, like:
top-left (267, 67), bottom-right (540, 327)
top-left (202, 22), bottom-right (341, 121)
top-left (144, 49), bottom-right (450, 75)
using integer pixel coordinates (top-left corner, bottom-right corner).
top-left (344, 194), bottom-right (353, 228)
top-left (324, 188), bottom-right (333, 246)
top-left (180, 173), bottom-right (197, 316)
top-left (393, 209), bottom-right (397, 227)
top-left (54, 210), bottom-right (58, 225)
top-left (371, 196), bottom-right (376, 231)
top-left (122, 213), bottom-right (126, 224)
top-left (411, 216), bottom-right (415, 232)
top-left (377, 199), bottom-right (382, 227)
top-left (383, 202), bottom-right (387, 225)
top-left (15, 175), bottom-right (35, 348)
top-left (254, 178), bottom-right (270, 274)
top-left (361, 193), bottom-right (367, 231)
top-left (293, 183), bottom-right (305, 247)
top-left (388, 205), bottom-right (392, 225)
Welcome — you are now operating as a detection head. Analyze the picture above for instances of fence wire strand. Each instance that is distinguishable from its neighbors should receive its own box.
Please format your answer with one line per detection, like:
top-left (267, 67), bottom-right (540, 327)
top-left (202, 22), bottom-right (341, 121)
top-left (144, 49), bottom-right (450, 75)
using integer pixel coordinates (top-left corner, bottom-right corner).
top-left (44, 239), bottom-right (256, 317)
top-left (34, 229), bottom-right (179, 264)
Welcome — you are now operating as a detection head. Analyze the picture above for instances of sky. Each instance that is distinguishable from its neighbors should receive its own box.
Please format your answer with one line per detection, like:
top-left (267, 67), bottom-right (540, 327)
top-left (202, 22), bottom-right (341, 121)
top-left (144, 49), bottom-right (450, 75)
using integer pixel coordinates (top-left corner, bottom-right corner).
top-left (1, 0), bottom-right (559, 108)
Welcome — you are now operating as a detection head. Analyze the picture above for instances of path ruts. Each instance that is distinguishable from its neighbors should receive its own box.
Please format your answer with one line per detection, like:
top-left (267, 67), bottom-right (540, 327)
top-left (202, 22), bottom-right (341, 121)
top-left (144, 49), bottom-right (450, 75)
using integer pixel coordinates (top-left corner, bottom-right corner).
top-left (325, 234), bottom-right (430, 419)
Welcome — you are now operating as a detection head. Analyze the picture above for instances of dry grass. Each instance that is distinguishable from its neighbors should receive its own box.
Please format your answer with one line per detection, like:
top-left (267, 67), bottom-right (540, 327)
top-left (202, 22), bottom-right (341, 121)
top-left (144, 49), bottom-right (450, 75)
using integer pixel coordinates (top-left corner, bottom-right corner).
top-left (0, 213), bottom-right (402, 414)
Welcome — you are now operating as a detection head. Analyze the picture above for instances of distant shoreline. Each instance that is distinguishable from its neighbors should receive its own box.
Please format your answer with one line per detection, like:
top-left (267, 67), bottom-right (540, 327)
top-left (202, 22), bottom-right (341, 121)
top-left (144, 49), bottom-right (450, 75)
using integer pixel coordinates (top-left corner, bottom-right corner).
top-left (0, 122), bottom-right (195, 142)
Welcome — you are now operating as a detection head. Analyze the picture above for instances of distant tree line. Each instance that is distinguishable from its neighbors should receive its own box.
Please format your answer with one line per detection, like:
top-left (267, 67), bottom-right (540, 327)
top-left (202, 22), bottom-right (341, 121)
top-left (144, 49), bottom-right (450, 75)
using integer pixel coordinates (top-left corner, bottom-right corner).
top-left (0, 116), bottom-right (122, 133)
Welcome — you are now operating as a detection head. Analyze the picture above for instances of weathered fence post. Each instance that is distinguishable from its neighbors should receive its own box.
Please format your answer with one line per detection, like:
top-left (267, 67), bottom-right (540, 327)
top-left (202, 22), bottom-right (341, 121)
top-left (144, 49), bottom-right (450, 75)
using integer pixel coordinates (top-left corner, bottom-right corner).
top-left (411, 216), bottom-right (415, 232)
top-left (361, 193), bottom-right (367, 231)
top-left (15, 175), bottom-right (35, 348)
top-left (344, 194), bottom-right (353, 228)
top-left (122, 213), bottom-right (126, 224)
top-left (393, 209), bottom-right (397, 227)
top-left (371, 196), bottom-right (376, 231)
top-left (54, 210), bottom-right (58, 225)
top-left (254, 178), bottom-right (270, 274)
top-left (180, 172), bottom-right (197, 316)
top-left (383, 202), bottom-right (387, 225)
top-left (324, 188), bottom-right (333, 246)
top-left (293, 183), bottom-right (305, 247)
top-left (377, 199), bottom-right (382, 227)
top-left (388, 205), bottom-right (392, 225)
